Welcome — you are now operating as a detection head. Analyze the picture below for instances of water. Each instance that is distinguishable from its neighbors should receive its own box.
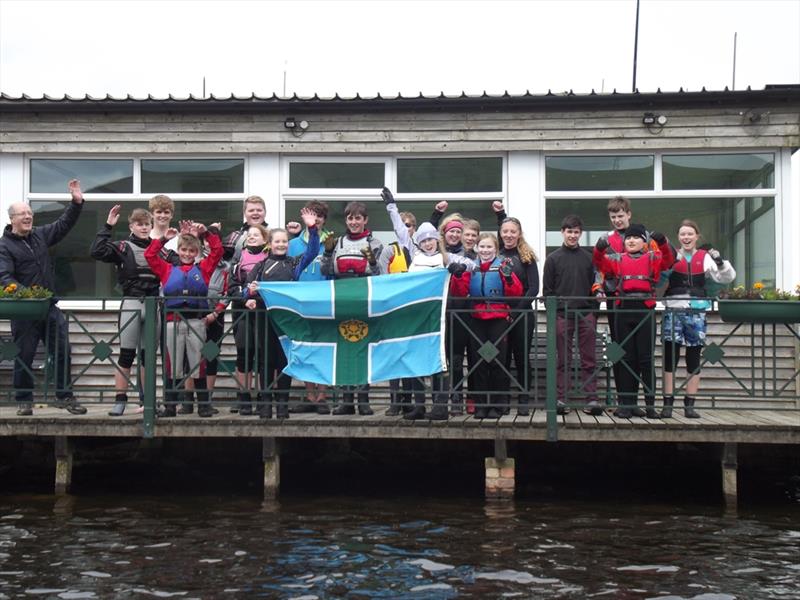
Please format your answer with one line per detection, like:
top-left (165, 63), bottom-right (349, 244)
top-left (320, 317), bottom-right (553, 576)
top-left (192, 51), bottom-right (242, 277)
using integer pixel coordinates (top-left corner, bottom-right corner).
top-left (0, 493), bottom-right (798, 599)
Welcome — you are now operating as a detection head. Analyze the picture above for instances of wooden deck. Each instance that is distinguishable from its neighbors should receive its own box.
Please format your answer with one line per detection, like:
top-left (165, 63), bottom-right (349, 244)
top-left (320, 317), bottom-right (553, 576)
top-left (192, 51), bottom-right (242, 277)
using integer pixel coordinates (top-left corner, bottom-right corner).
top-left (2, 404), bottom-right (797, 444)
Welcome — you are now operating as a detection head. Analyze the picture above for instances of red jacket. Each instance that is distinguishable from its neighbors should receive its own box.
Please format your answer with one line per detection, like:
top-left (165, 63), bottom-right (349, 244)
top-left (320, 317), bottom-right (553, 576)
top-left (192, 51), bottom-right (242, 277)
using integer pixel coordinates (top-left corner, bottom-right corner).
top-left (449, 259), bottom-right (523, 320)
top-left (592, 239), bottom-right (675, 308)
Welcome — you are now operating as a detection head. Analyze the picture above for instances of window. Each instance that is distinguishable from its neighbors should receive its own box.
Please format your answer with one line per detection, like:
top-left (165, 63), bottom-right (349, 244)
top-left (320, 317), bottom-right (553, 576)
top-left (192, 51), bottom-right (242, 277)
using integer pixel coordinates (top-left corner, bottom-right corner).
top-left (662, 153), bottom-right (774, 190)
top-left (141, 159), bottom-right (244, 193)
top-left (289, 162), bottom-right (385, 188)
top-left (30, 159), bottom-right (133, 193)
top-left (545, 155), bottom-right (654, 191)
top-left (397, 158), bottom-right (502, 193)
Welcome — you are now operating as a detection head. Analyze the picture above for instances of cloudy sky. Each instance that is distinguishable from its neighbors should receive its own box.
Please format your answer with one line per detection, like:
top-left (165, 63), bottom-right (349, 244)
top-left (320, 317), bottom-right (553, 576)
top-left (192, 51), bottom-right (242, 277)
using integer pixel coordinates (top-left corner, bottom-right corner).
top-left (0, 0), bottom-right (798, 98)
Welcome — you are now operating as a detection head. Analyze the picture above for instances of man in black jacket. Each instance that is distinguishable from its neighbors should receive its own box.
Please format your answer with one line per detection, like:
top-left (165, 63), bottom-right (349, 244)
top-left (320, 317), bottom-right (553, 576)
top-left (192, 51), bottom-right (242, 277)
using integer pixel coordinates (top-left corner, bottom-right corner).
top-left (0, 179), bottom-right (87, 415)
top-left (542, 215), bottom-right (601, 416)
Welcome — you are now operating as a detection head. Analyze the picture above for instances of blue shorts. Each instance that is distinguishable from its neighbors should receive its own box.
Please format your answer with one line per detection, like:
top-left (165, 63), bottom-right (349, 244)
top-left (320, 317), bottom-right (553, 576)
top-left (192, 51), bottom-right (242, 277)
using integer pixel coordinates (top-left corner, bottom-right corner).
top-left (661, 311), bottom-right (707, 347)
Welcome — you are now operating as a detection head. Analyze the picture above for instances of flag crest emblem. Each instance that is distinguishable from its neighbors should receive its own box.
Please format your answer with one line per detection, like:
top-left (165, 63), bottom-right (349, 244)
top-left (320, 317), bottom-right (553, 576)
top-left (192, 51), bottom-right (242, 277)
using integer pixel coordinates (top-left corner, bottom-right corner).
top-left (339, 319), bottom-right (368, 342)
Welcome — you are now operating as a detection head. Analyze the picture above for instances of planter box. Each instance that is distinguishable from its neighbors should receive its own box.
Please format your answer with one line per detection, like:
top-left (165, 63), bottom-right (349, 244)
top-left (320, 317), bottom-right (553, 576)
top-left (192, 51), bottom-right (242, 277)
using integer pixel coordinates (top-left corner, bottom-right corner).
top-left (717, 300), bottom-right (800, 324)
top-left (0, 298), bottom-right (51, 320)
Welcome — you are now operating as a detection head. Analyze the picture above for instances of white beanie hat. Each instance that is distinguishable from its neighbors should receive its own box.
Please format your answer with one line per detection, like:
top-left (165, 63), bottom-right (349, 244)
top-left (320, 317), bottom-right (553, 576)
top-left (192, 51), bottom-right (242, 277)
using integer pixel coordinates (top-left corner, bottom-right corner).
top-left (416, 222), bottom-right (439, 244)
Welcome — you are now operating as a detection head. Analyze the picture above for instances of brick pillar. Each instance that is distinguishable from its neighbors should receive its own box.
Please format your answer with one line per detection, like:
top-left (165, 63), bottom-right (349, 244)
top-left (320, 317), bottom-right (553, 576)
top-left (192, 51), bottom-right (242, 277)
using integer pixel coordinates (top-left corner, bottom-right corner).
top-left (485, 457), bottom-right (515, 499)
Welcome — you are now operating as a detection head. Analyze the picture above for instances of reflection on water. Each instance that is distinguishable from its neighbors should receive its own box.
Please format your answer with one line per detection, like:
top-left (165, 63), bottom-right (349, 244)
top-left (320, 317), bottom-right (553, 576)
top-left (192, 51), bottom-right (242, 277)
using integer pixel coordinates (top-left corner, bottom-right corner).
top-left (0, 494), bottom-right (798, 599)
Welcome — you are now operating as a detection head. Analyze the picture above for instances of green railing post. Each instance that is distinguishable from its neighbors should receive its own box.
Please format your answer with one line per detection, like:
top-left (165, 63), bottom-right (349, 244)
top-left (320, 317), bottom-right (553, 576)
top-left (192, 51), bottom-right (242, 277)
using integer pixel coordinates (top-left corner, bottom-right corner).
top-left (545, 296), bottom-right (558, 442)
top-left (142, 296), bottom-right (157, 438)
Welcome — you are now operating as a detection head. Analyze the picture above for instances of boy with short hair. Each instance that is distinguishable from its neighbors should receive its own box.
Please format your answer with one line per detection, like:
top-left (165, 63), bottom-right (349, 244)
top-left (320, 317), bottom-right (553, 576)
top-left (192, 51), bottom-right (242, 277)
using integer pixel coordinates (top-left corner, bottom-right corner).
top-left (223, 195), bottom-right (268, 262)
top-left (321, 201), bottom-right (383, 415)
top-left (145, 223), bottom-right (223, 417)
top-left (90, 205), bottom-right (160, 416)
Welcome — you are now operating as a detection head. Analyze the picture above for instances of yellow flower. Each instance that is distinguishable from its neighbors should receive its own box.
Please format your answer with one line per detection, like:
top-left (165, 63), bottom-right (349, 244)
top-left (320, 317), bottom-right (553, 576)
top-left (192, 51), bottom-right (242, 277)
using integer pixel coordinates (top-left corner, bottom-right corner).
top-left (4, 283), bottom-right (17, 293)
top-left (753, 282), bottom-right (764, 291)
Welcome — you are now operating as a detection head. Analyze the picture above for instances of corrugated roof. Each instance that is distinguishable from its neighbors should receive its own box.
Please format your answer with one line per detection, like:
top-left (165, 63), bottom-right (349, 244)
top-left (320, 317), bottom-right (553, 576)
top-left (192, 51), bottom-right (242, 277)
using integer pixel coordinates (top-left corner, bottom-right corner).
top-left (1, 86), bottom-right (798, 113)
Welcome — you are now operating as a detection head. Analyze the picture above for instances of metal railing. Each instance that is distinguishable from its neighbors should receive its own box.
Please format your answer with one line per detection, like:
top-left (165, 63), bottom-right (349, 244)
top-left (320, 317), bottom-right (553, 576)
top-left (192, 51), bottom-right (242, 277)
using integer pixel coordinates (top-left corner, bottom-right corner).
top-left (1, 296), bottom-right (798, 441)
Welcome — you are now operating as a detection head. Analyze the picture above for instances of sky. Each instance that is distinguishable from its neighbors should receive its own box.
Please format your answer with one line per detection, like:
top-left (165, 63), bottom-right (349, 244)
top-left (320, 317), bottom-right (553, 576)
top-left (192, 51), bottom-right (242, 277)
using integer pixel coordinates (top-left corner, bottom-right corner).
top-left (0, 0), bottom-right (798, 98)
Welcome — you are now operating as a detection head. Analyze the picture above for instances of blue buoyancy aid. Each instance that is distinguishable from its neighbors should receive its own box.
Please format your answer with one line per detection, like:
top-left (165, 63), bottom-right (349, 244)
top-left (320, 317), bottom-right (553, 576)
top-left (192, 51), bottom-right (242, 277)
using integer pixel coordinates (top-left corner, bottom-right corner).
top-left (163, 265), bottom-right (208, 311)
top-left (469, 258), bottom-right (504, 298)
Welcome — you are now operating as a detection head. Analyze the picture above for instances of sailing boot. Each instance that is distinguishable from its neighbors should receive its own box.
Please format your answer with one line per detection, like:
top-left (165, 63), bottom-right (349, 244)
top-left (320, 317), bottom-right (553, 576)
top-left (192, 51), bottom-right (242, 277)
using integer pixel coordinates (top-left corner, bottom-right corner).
top-left (333, 391), bottom-right (355, 415)
top-left (258, 393), bottom-right (273, 419)
top-left (177, 389), bottom-right (194, 414)
top-left (517, 393), bottom-right (530, 417)
top-left (428, 394), bottom-right (448, 421)
top-left (684, 396), bottom-right (700, 418)
top-left (158, 379), bottom-right (177, 417)
top-left (357, 390), bottom-right (373, 416)
top-left (660, 396), bottom-right (674, 419)
top-left (275, 391), bottom-right (290, 419)
top-left (385, 379), bottom-right (401, 416)
top-left (645, 398), bottom-right (661, 419)
top-left (238, 391), bottom-right (253, 416)
top-left (195, 378), bottom-right (213, 418)
top-left (109, 393), bottom-right (127, 417)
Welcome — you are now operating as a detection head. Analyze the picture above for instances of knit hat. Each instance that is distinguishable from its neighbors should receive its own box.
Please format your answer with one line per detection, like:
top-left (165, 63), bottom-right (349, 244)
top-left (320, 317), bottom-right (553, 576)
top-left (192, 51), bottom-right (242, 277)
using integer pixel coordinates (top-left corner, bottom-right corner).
top-left (624, 223), bottom-right (647, 242)
top-left (416, 222), bottom-right (439, 244)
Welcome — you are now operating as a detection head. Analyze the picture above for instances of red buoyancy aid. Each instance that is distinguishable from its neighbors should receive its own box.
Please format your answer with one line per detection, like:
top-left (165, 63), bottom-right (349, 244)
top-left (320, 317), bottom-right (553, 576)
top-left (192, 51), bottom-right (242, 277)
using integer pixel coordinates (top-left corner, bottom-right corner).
top-left (618, 252), bottom-right (658, 295)
top-left (608, 230), bottom-right (625, 254)
top-left (667, 249), bottom-right (707, 296)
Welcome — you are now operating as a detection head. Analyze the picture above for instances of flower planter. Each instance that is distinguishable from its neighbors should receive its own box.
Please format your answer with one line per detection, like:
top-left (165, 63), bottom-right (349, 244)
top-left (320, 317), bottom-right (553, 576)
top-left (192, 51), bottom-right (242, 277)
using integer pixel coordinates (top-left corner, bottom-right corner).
top-left (717, 300), bottom-right (800, 324)
top-left (0, 298), bottom-right (51, 320)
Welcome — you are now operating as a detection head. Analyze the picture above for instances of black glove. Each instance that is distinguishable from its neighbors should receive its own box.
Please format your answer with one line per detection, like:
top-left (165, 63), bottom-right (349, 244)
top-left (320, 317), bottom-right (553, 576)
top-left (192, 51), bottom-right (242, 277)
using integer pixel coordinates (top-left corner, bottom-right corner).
top-left (708, 248), bottom-right (725, 268)
top-left (381, 187), bottom-right (396, 206)
top-left (323, 235), bottom-right (338, 256)
top-left (447, 262), bottom-right (467, 277)
top-left (595, 237), bottom-right (610, 252)
top-left (651, 232), bottom-right (667, 245)
top-left (361, 246), bottom-right (377, 266)
top-left (499, 258), bottom-right (513, 282)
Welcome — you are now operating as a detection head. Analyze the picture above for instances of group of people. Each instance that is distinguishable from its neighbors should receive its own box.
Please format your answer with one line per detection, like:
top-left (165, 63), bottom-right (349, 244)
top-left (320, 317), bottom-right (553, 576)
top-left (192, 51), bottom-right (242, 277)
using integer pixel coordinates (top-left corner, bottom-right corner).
top-left (0, 180), bottom-right (734, 421)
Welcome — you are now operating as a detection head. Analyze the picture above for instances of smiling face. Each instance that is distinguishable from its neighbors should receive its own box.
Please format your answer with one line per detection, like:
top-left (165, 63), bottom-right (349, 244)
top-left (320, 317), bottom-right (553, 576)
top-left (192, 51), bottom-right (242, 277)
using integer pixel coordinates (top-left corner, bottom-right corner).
top-left (624, 236), bottom-right (646, 253)
top-left (129, 220), bottom-right (153, 240)
top-left (477, 237), bottom-right (498, 262)
top-left (500, 221), bottom-right (521, 250)
top-left (345, 213), bottom-right (368, 235)
top-left (244, 201), bottom-right (266, 227)
top-left (561, 226), bottom-right (581, 249)
top-left (462, 227), bottom-right (479, 251)
top-left (444, 226), bottom-right (462, 246)
top-left (419, 238), bottom-right (438, 253)
top-left (269, 230), bottom-right (289, 256)
top-left (246, 226), bottom-right (267, 247)
top-left (152, 208), bottom-right (173, 230)
top-left (178, 244), bottom-right (200, 265)
top-left (678, 225), bottom-right (699, 252)
top-left (609, 209), bottom-right (631, 232)
top-left (8, 203), bottom-right (34, 236)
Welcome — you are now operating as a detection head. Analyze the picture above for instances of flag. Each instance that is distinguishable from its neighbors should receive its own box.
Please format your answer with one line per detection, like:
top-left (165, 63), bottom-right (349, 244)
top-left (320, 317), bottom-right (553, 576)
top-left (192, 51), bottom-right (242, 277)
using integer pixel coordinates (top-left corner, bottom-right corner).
top-left (256, 270), bottom-right (450, 385)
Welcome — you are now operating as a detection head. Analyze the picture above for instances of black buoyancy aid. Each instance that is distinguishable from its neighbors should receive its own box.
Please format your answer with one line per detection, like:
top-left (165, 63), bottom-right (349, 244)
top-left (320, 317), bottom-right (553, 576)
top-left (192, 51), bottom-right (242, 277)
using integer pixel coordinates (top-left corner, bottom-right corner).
top-left (667, 249), bottom-right (707, 297)
top-left (618, 252), bottom-right (658, 296)
top-left (119, 239), bottom-right (160, 296)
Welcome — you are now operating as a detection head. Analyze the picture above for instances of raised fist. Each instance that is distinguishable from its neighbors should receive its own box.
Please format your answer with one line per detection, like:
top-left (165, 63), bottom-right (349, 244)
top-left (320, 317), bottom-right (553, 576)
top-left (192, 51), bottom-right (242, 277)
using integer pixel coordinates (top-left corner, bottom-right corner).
top-left (595, 237), bottom-right (610, 252)
top-left (651, 232), bottom-right (667, 245)
top-left (381, 187), bottom-right (396, 206)
top-left (492, 201), bottom-right (504, 214)
top-left (434, 200), bottom-right (448, 213)
top-left (708, 248), bottom-right (724, 267)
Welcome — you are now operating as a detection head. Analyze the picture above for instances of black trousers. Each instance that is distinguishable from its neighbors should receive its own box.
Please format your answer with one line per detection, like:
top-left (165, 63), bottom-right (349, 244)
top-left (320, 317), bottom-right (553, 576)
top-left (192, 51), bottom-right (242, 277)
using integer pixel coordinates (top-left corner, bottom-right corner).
top-left (613, 300), bottom-right (656, 406)
top-left (11, 304), bottom-right (72, 403)
top-left (470, 318), bottom-right (509, 410)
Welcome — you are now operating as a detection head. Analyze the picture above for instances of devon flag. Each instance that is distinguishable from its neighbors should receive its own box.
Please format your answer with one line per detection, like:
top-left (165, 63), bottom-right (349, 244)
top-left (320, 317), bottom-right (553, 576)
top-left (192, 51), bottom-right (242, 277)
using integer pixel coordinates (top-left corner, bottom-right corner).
top-left (256, 270), bottom-right (450, 385)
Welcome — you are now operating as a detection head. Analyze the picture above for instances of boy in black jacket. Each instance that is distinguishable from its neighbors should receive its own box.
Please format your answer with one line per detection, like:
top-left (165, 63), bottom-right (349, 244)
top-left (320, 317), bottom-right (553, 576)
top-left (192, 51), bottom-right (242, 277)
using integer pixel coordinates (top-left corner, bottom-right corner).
top-left (90, 205), bottom-right (160, 416)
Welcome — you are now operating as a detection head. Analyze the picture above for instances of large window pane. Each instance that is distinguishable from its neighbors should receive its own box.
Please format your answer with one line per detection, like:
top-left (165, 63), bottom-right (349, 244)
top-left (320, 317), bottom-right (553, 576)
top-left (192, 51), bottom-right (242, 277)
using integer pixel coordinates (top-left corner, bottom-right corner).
top-left (289, 163), bottom-right (385, 188)
top-left (545, 196), bottom-right (774, 288)
top-left (663, 153), bottom-right (774, 189)
top-left (31, 200), bottom-right (244, 297)
top-left (397, 158), bottom-right (502, 193)
top-left (141, 159), bottom-right (244, 193)
top-left (545, 156), bottom-right (654, 191)
top-left (30, 159), bottom-right (133, 193)
top-left (285, 200), bottom-right (497, 244)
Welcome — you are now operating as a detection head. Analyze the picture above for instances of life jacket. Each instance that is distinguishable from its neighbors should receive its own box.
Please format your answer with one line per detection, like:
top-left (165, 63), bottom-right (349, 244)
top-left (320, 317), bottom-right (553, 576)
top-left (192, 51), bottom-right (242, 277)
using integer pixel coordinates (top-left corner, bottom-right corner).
top-left (409, 251), bottom-right (444, 271)
top-left (118, 239), bottom-right (160, 296)
top-left (255, 256), bottom-right (296, 283)
top-left (667, 249), bottom-right (707, 297)
top-left (207, 261), bottom-right (229, 309)
top-left (388, 242), bottom-right (410, 273)
top-left (334, 234), bottom-right (379, 277)
top-left (617, 251), bottom-right (659, 296)
top-left (469, 258), bottom-right (504, 298)
top-left (608, 230), bottom-right (625, 254)
top-left (163, 265), bottom-right (208, 311)
top-left (233, 248), bottom-right (267, 284)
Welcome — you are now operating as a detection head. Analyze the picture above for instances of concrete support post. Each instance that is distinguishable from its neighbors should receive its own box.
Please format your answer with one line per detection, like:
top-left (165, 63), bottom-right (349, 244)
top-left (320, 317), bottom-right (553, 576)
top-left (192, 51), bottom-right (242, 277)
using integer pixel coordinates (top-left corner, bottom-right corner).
top-left (263, 437), bottom-right (280, 499)
top-left (486, 439), bottom-right (514, 499)
top-left (721, 442), bottom-right (738, 509)
top-left (54, 437), bottom-right (73, 495)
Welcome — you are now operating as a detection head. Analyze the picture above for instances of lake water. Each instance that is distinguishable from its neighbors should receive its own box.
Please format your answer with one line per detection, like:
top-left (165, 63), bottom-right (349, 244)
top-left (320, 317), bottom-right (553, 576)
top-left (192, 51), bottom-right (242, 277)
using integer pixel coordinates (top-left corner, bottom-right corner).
top-left (1, 491), bottom-right (798, 599)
